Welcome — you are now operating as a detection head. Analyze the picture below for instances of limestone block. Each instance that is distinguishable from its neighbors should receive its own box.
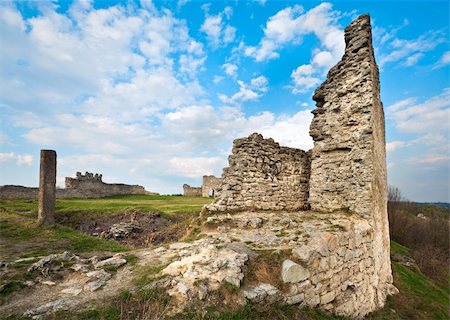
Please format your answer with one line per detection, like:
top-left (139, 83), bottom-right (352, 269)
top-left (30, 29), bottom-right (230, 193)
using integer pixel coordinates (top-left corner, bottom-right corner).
top-left (281, 260), bottom-right (310, 283)
top-left (320, 290), bottom-right (336, 305)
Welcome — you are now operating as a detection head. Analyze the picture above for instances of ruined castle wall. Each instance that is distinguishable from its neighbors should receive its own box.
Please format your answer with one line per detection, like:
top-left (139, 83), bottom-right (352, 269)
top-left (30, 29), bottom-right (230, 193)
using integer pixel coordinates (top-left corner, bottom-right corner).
top-left (202, 175), bottom-right (222, 197)
top-left (63, 172), bottom-right (149, 198)
top-left (308, 15), bottom-right (392, 311)
top-left (0, 172), bottom-right (153, 199)
top-left (183, 184), bottom-right (202, 197)
top-left (0, 185), bottom-right (39, 199)
top-left (210, 133), bottom-right (311, 211)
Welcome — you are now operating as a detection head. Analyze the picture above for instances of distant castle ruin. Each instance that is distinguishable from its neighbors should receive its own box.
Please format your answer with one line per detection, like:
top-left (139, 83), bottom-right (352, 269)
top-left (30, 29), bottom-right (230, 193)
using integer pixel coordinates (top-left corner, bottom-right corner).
top-left (0, 171), bottom-right (157, 199)
top-left (183, 175), bottom-right (222, 197)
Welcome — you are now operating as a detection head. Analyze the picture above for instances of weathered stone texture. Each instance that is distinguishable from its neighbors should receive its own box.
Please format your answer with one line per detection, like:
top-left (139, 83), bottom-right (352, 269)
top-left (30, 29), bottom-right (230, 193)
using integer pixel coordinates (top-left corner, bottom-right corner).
top-left (38, 150), bottom-right (56, 226)
top-left (183, 184), bottom-right (202, 196)
top-left (202, 175), bottom-right (222, 197)
top-left (209, 133), bottom-right (311, 211)
top-left (308, 14), bottom-right (392, 310)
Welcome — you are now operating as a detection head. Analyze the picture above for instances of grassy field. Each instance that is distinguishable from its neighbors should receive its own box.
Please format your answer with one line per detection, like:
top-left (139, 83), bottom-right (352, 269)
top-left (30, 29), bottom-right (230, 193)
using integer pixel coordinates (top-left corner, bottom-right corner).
top-left (1, 196), bottom-right (449, 319)
top-left (0, 195), bottom-right (211, 260)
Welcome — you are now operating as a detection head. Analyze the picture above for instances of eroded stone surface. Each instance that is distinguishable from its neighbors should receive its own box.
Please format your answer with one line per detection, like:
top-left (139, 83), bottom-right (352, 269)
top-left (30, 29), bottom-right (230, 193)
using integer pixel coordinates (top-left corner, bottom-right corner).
top-left (208, 133), bottom-right (311, 212)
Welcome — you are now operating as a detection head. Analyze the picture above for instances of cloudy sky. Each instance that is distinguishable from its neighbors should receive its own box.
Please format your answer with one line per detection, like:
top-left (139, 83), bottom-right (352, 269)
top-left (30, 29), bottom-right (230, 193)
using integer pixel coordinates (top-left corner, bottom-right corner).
top-left (0, 0), bottom-right (448, 201)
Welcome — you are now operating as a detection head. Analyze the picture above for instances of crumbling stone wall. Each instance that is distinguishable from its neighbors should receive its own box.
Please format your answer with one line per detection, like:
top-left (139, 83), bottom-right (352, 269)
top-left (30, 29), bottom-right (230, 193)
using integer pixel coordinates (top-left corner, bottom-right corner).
top-left (209, 133), bottom-right (311, 211)
top-left (63, 172), bottom-right (149, 198)
top-left (202, 175), bottom-right (222, 197)
top-left (203, 15), bottom-right (393, 317)
top-left (183, 184), bottom-right (202, 196)
top-left (308, 14), bottom-right (392, 310)
top-left (0, 185), bottom-right (39, 199)
top-left (0, 171), bottom-right (154, 199)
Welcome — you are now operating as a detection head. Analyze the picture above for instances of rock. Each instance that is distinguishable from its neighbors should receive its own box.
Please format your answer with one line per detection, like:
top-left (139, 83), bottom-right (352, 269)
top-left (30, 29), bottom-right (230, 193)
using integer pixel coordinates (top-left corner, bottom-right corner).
top-left (101, 222), bottom-right (142, 240)
top-left (27, 252), bottom-right (74, 273)
top-left (94, 256), bottom-right (126, 269)
top-left (163, 242), bottom-right (248, 301)
top-left (23, 299), bottom-right (72, 318)
top-left (84, 269), bottom-right (112, 291)
top-left (320, 290), bottom-right (336, 305)
top-left (286, 293), bottom-right (304, 305)
top-left (61, 287), bottom-right (82, 296)
top-left (41, 280), bottom-right (56, 286)
top-left (154, 247), bottom-right (167, 253)
top-left (281, 260), bottom-right (310, 283)
top-left (169, 242), bottom-right (192, 250)
top-left (70, 263), bottom-right (89, 272)
top-left (243, 283), bottom-right (279, 303)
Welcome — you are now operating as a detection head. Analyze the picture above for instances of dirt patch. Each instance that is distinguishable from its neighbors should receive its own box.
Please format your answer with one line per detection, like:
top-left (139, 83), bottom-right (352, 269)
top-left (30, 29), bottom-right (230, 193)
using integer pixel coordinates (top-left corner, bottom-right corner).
top-left (57, 210), bottom-right (189, 248)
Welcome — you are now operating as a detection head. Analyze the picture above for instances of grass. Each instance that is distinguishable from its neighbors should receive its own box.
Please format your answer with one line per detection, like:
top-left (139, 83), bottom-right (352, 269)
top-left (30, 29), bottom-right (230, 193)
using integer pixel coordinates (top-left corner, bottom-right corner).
top-left (367, 241), bottom-right (450, 320)
top-left (1, 196), bottom-right (449, 319)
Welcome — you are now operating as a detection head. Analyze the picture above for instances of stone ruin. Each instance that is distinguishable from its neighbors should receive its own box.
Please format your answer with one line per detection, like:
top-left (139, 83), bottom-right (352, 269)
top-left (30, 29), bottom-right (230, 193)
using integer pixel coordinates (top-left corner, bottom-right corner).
top-left (182, 184), bottom-right (202, 196)
top-left (198, 15), bottom-right (395, 317)
top-left (63, 171), bottom-right (156, 198)
top-left (0, 171), bottom-right (157, 199)
top-left (182, 175), bottom-right (222, 197)
top-left (202, 175), bottom-right (222, 197)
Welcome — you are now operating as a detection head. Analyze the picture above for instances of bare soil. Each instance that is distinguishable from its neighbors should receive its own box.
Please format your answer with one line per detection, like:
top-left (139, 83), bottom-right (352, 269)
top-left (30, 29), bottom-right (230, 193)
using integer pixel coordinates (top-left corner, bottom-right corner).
top-left (56, 210), bottom-right (188, 248)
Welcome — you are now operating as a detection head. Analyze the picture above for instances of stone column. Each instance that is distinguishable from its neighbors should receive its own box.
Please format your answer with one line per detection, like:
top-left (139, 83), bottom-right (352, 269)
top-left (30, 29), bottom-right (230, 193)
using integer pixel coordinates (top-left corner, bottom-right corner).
top-left (37, 150), bottom-right (57, 226)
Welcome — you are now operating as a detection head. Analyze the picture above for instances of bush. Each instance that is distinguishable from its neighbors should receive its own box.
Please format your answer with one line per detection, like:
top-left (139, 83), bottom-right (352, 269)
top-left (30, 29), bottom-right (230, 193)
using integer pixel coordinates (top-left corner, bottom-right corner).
top-left (388, 186), bottom-right (450, 285)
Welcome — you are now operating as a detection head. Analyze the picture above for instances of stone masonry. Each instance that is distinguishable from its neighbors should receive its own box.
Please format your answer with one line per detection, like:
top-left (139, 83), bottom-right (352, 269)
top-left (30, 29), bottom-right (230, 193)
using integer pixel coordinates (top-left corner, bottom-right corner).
top-left (183, 184), bottom-right (202, 196)
top-left (202, 15), bottom-right (394, 317)
top-left (37, 150), bottom-right (56, 226)
top-left (209, 133), bottom-right (311, 211)
top-left (201, 175), bottom-right (222, 197)
top-left (0, 171), bottom-right (155, 199)
top-left (308, 14), bottom-right (392, 309)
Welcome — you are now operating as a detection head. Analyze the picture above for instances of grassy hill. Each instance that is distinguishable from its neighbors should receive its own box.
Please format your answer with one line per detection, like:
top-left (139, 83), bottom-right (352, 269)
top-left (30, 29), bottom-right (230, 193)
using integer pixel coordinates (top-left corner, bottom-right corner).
top-left (1, 196), bottom-right (449, 319)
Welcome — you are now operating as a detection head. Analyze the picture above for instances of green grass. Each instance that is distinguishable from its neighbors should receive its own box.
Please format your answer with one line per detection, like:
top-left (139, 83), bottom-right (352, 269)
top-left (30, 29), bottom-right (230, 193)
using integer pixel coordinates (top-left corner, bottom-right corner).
top-left (367, 241), bottom-right (450, 320)
top-left (390, 240), bottom-right (411, 256)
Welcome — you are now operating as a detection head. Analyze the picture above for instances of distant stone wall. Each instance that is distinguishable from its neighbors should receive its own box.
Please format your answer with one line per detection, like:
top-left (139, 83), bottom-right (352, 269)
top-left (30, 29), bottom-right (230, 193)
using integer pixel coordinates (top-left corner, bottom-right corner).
top-left (63, 172), bottom-right (151, 198)
top-left (209, 133), bottom-right (311, 211)
top-left (202, 175), bottom-right (222, 197)
top-left (0, 185), bottom-right (39, 199)
top-left (183, 184), bottom-right (202, 196)
top-left (0, 172), bottom-right (156, 199)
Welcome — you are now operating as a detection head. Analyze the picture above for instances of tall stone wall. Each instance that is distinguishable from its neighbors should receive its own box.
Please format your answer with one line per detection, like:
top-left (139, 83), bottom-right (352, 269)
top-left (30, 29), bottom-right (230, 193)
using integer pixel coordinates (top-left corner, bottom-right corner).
top-left (202, 175), bottom-right (222, 197)
top-left (209, 133), bottom-right (311, 211)
top-left (308, 14), bottom-right (392, 311)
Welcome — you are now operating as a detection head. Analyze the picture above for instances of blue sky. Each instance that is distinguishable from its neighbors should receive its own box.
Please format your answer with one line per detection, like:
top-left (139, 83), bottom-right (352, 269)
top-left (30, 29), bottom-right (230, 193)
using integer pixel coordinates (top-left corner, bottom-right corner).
top-left (0, 0), bottom-right (448, 201)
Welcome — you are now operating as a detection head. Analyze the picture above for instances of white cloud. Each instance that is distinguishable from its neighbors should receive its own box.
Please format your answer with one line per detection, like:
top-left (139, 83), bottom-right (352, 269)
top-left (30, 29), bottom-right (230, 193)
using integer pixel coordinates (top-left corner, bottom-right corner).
top-left (387, 88), bottom-right (450, 134)
top-left (379, 30), bottom-right (445, 67)
top-left (222, 63), bottom-right (238, 78)
top-left (219, 75), bottom-right (269, 105)
top-left (439, 51), bottom-right (450, 64)
top-left (290, 64), bottom-right (321, 93)
top-left (244, 3), bottom-right (345, 93)
top-left (0, 152), bottom-right (15, 163)
top-left (433, 51), bottom-right (450, 69)
top-left (0, 152), bottom-right (33, 166)
top-left (168, 156), bottom-right (225, 178)
top-left (244, 3), bottom-right (344, 66)
top-left (213, 75), bottom-right (224, 84)
top-left (200, 7), bottom-right (236, 48)
top-left (17, 154), bottom-right (33, 166)
top-left (386, 141), bottom-right (407, 153)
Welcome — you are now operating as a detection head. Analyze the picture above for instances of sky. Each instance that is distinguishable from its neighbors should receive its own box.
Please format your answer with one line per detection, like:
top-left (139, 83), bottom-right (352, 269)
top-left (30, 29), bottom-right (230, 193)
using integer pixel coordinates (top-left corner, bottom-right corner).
top-left (0, 0), bottom-right (448, 202)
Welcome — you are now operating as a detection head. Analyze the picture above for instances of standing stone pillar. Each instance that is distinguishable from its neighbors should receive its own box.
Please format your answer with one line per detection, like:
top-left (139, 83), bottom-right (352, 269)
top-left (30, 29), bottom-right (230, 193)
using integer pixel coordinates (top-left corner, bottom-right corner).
top-left (37, 150), bottom-right (57, 226)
